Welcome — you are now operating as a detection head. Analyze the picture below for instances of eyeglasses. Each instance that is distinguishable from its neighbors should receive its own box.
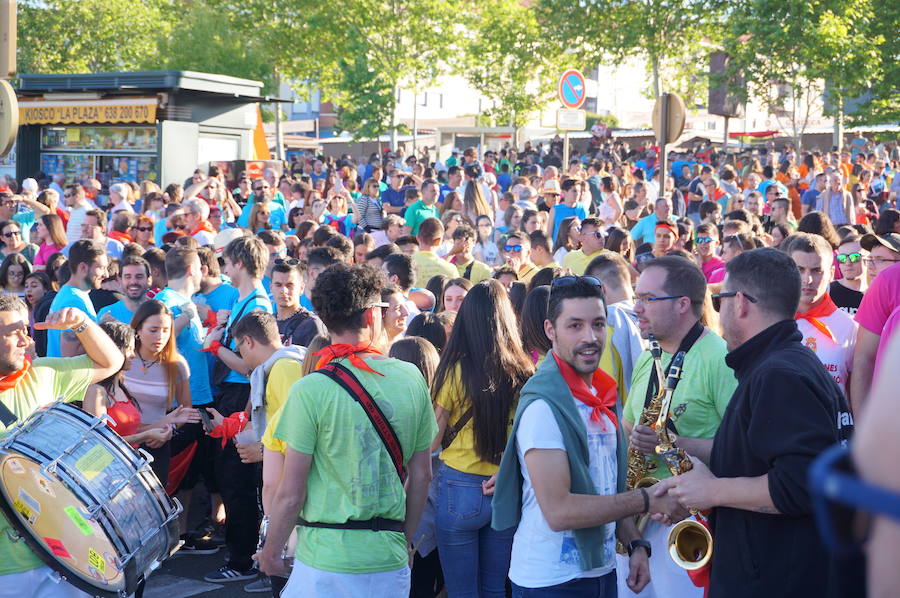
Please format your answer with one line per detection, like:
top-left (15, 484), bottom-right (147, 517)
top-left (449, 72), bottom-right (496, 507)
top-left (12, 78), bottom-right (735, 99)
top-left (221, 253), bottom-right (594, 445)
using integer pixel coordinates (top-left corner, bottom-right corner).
top-left (695, 236), bottom-right (715, 244)
top-left (274, 258), bottom-right (301, 266)
top-left (863, 256), bottom-right (900, 266)
top-left (63, 193), bottom-right (74, 199)
top-left (836, 252), bottom-right (862, 264)
top-left (174, 224), bottom-right (186, 230)
top-left (550, 275), bottom-right (602, 292)
top-left (2, 231), bottom-right (20, 238)
top-left (711, 290), bottom-right (758, 312)
top-left (634, 293), bottom-right (686, 306)
top-left (137, 226), bottom-right (153, 232)
top-left (504, 244), bottom-right (523, 253)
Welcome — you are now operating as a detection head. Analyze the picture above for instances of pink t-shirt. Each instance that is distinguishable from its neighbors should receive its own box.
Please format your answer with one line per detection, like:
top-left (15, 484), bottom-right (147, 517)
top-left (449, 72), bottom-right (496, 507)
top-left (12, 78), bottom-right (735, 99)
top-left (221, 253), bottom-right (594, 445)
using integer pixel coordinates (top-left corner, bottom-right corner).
top-left (701, 256), bottom-right (726, 283)
top-left (855, 263), bottom-right (900, 376)
top-left (33, 242), bottom-right (65, 267)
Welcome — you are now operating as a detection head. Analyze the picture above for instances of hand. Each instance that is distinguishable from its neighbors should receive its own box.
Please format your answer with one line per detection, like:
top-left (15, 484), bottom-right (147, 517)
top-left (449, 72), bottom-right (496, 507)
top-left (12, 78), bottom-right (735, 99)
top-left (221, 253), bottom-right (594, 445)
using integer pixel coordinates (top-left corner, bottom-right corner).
top-left (629, 424), bottom-right (658, 455)
top-left (255, 548), bottom-right (291, 578)
top-left (179, 302), bottom-right (197, 322)
top-left (168, 406), bottom-right (200, 426)
top-left (205, 407), bottom-right (225, 429)
top-left (653, 457), bottom-right (718, 511)
top-left (236, 441), bottom-right (263, 464)
top-left (482, 474), bottom-right (496, 496)
top-left (205, 326), bottom-right (224, 345)
top-left (196, 303), bottom-right (211, 322)
top-left (216, 310), bottom-right (231, 327)
top-left (648, 487), bottom-right (691, 524)
top-left (145, 426), bottom-right (172, 448)
top-left (34, 307), bottom-right (87, 331)
top-left (626, 546), bottom-right (651, 593)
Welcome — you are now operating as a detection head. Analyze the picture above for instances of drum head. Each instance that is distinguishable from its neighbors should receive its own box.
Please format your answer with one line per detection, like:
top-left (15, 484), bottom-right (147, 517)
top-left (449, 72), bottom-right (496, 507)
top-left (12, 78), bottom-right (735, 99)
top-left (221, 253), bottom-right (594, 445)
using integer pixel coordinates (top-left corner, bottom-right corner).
top-left (0, 452), bottom-right (133, 597)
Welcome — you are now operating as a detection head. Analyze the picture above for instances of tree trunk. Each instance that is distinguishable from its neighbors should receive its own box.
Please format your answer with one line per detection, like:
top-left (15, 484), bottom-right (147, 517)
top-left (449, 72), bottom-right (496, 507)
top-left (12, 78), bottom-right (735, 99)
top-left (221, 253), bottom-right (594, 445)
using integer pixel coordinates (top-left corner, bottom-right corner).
top-left (652, 55), bottom-right (661, 100)
top-left (273, 69), bottom-right (284, 161)
top-left (389, 85), bottom-right (398, 151)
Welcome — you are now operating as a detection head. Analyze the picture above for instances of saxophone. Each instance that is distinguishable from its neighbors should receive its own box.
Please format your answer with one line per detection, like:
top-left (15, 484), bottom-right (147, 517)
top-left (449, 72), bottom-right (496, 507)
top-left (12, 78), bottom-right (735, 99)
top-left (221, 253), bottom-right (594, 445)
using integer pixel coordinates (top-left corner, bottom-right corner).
top-left (652, 351), bottom-right (714, 571)
top-left (617, 335), bottom-right (665, 555)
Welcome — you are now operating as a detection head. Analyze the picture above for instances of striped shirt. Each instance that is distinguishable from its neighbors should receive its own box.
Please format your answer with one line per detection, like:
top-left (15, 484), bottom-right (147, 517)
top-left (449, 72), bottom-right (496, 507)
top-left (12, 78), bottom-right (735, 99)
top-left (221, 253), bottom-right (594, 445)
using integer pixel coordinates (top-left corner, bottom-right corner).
top-left (354, 195), bottom-right (384, 230)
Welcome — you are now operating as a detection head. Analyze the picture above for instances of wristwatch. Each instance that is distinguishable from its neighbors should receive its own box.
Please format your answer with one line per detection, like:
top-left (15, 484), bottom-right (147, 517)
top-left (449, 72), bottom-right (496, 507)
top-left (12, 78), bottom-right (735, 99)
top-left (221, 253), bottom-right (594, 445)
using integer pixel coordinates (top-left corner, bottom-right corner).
top-left (627, 539), bottom-right (652, 558)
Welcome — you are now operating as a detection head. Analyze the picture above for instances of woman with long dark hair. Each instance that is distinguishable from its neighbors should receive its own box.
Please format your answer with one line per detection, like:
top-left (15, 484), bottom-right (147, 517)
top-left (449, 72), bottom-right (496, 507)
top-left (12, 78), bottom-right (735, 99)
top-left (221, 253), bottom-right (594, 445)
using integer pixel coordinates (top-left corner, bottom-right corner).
top-left (0, 253), bottom-right (31, 298)
top-left (33, 213), bottom-right (67, 270)
top-left (123, 300), bottom-right (195, 484)
top-left (430, 279), bottom-right (535, 597)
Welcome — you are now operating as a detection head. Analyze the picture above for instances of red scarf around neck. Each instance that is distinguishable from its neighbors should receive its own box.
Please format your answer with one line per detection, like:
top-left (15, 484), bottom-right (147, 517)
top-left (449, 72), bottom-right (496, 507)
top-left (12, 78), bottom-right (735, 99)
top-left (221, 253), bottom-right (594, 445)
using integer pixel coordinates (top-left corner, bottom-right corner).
top-left (552, 352), bottom-right (618, 431)
top-left (190, 220), bottom-right (216, 236)
top-left (795, 294), bottom-right (838, 343)
top-left (314, 343), bottom-right (385, 376)
top-left (0, 355), bottom-right (31, 392)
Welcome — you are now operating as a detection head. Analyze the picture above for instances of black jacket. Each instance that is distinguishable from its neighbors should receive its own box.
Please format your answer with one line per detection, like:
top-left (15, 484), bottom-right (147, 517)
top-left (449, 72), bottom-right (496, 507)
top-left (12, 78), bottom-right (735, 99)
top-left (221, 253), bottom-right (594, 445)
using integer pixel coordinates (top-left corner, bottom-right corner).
top-left (708, 320), bottom-right (858, 598)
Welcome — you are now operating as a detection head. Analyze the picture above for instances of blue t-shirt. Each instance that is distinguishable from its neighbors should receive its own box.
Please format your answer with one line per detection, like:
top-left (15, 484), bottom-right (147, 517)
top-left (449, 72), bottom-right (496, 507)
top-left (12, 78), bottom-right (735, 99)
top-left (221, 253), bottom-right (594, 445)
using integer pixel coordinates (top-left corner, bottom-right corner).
top-left (300, 293), bottom-right (315, 313)
top-left (630, 213), bottom-right (668, 245)
top-left (802, 187), bottom-right (820, 209)
top-left (223, 286), bottom-right (273, 384)
top-left (154, 288), bottom-right (212, 405)
top-left (153, 218), bottom-right (169, 246)
top-left (552, 204), bottom-right (588, 241)
top-left (497, 172), bottom-right (512, 193)
top-left (380, 187), bottom-right (406, 208)
top-left (237, 202), bottom-right (287, 231)
top-left (193, 281), bottom-right (239, 315)
top-left (13, 210), bottom-right (35, 244)
top-left (47, 285), bottom-right (97, 357)
top-left (97, 300), bottom-right (135, 325)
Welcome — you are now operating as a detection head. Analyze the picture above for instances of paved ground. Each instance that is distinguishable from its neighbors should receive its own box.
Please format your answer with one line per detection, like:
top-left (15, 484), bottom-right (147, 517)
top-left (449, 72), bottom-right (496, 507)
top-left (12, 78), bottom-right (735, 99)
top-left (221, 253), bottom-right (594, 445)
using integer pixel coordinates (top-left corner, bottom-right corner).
top-left (144, 549), bottom-right (263, 598)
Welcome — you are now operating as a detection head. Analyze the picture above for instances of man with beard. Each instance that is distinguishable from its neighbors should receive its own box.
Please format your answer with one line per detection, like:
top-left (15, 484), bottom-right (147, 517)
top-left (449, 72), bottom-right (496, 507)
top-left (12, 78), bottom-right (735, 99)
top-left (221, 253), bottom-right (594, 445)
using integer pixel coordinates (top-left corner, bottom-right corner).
top-left (492, 276), bottom-right (687, 597)
top-left (0, 299), bottom-right (124, 597)
top-left (654, 249), bottom-right (858, 598)
top-left (619, 256), bottom-right (735, 598)
top-left (271, 261), bottom-right (326, 348)
top-left (47, 239), bottom-right (108, 357)
top-left (98, 256), bottom-right (152, 324)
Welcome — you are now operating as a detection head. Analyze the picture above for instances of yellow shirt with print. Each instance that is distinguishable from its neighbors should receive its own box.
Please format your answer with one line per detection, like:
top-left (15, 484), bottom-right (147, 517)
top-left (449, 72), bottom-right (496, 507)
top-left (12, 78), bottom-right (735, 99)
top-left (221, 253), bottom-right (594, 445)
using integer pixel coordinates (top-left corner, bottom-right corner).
top-left (563, 248), bottom-right (610, 276)
top-left (261, 358), bottom-right (305, 454)
top-left (412, 250), bottom-right (458, 286)
top-left (435, 366), bottom-right (512, 476)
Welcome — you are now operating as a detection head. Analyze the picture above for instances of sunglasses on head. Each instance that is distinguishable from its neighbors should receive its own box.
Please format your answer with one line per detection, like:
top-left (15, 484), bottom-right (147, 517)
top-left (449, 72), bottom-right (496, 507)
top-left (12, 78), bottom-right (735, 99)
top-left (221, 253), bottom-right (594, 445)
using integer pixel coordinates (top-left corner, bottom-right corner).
top-left (837, 252), bottom-right (862, 263)
top-left (174, 224), bottom-right (186, 230)
top-left (274, 258), bottom-right (300, 266)
top-left (550, 275), bottom-right (602, 293)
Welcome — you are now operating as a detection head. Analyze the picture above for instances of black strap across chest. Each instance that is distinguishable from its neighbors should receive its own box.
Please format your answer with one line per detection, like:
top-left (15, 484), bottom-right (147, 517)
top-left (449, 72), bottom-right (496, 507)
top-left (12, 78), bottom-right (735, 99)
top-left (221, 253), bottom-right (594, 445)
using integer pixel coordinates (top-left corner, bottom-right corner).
top-left (643, 320), bottom-right (704, 433)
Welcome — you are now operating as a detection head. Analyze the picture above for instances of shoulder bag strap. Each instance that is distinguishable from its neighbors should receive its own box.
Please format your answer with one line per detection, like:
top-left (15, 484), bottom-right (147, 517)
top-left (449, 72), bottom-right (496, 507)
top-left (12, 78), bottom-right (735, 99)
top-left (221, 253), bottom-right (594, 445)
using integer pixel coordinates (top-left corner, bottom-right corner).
top-left (440, 407), bottom-right (473, 450)
top-left (463, 261), bottom-right (475, 281)
top-left (222, 293), bottom-right (266, 348)
top-left (316, 362), bottom-right (407, 482)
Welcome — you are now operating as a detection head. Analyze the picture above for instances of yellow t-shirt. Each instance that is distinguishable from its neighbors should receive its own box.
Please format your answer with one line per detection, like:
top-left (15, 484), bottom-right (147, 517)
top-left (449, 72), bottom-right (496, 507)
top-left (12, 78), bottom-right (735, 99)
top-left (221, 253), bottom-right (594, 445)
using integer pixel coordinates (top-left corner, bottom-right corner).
top-left (455, 258), bottom-right (493, 284)
top-left (412, 250), bottom-right (458, 286)
top-left (435, 366), bottom-right (512, 476)
top-left (261, 358), bottom-right (305, 454)
top-left (563, 248), bottom-right (610, 276)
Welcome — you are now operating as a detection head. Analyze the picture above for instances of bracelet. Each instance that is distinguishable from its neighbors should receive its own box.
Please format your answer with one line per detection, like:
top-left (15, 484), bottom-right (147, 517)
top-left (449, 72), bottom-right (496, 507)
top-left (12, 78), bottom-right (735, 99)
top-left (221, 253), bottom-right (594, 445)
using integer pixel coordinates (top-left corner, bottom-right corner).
top-left (71, 320), bottom-right (89, 335)
top-left (639, 487), bottom-right (650, 514)
top-left (208, 340), bottom-right (223, 357)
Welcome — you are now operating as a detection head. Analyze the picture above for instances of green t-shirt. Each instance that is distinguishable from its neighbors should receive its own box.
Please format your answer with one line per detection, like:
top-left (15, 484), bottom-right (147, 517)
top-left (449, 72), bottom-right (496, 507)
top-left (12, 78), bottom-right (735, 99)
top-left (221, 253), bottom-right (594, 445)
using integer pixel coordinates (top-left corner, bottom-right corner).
top-left (274, 356), bottom-right (437, 574)
top-left (624, 332), bottom-right (736, 481)
top-left (0, 355), bottom-right (94, 575)
top-left (403, 200), bottom-right (440, 236)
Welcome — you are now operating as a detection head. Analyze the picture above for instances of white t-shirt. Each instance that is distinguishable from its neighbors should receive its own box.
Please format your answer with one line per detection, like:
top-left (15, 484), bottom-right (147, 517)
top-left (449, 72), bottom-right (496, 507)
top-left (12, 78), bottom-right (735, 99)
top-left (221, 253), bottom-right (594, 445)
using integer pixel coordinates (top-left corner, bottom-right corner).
top-left (510, 397), bottom-right (618, 589)
top-left (796, 308), bottom-right (857, 395)
top-left (192, 229), bottom-right (216, 246)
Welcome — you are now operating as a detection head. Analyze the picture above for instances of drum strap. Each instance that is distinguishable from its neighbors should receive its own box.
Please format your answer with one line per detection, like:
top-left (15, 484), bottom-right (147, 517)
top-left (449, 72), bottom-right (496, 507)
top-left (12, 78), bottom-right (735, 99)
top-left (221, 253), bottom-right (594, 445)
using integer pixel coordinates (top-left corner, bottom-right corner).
top-left (0, 401), bottom-right (16, 427)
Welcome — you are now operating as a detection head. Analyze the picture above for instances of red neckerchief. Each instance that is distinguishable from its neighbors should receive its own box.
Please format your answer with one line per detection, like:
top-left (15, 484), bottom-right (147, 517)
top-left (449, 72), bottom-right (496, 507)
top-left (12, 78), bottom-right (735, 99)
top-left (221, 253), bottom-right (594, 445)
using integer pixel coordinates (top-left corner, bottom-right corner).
top-left (314, 343), bottom-right (385, 376)
top-left (795, 294), bottom-right (838, 343)
top-left (0, 355), bottom-right (31, 392)
top-left (109, 231), bottom-right (133, 244)
top-left (552, 352), bottom-right (618, 431)
top-left (190, 220), bottom-right (216, 236)
top-left (209, 411), bottom-right (249, 448)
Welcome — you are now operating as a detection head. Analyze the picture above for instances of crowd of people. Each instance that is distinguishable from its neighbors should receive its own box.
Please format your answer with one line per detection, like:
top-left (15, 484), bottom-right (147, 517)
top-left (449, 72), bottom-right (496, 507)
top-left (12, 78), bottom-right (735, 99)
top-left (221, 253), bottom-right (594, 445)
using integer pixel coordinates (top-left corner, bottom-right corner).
top-left (0, 133), bottom-right (897, 598)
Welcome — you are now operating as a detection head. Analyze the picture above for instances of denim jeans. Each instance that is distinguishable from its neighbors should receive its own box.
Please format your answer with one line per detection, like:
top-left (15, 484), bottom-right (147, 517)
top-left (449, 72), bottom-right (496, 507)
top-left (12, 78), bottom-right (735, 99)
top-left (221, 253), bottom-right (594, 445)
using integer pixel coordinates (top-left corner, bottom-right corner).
top-left (435, 462), bottom-right (514, 597)
top-left (512, 571), bottom-right (617, 598)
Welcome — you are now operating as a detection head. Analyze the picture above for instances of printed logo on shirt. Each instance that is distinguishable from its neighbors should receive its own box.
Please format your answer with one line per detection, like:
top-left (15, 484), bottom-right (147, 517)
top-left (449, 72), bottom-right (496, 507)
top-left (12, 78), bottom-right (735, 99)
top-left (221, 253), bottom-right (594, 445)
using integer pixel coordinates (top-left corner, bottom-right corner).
top-left (838, 306), bottom-right (858, 316)
top-left (805, 336), bottom-right (817, 352)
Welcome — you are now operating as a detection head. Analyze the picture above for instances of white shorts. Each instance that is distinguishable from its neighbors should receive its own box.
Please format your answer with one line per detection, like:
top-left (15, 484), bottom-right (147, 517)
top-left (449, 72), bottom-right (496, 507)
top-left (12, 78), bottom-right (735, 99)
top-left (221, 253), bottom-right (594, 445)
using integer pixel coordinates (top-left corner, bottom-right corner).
top-left (616, 519), bottom-right (704, 598)
top-left (0, 566), bottom-right (90, 598)
top-left (281, 558), bottom-right (410, 598)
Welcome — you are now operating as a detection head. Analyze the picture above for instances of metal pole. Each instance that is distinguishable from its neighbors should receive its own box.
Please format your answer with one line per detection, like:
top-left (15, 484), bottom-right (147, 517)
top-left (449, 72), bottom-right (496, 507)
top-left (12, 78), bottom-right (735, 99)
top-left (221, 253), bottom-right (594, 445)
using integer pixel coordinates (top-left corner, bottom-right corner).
top-left (273, 70), bottom-right (284, 162)
top-left (723, 116), bottom-right (729, 153)
top-left (658, 92), bottom-right (669, 200)
top-left (563, 131), bottom-right (570, 169)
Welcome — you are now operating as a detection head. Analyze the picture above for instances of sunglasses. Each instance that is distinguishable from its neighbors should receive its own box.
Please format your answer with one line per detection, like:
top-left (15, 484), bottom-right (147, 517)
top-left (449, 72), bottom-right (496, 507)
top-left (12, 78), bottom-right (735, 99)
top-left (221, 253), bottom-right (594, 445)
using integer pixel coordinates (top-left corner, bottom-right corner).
top-left (174, 224), bottom-right (186, 230)
top-left (836, 252), bottom-right (862, 264)
top-left (137, 226), bottom-right (153, 232)
top-left (2, 231), bottom-right (20, 238)
top-left (274, 258), bottom-right (301, 266)
top-left (504, 245), bottom-right (523, 253)
top-left (550, 275), bottom-right (602, 292)
top-left (695, 236), bottom-right (715, 244)
top-left (711, 290), bottom-right (758, 312)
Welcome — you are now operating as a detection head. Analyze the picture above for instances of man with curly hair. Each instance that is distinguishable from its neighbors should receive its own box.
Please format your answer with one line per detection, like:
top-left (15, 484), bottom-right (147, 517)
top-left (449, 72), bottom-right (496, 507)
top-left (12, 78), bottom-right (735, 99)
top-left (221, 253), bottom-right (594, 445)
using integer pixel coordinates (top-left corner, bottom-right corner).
top-left (258, 264), bottom-right (437, 596)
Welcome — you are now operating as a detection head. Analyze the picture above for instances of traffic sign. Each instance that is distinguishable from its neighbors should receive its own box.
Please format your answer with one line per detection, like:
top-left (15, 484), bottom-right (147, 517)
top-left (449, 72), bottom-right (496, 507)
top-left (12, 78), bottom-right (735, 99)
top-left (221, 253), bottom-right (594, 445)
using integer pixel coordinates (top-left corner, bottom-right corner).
top-left (558, 69), bottom-right (586, 109)
top-left (556, 108), bottom-right (586, 131)
top-left (0, 80), bottom-right (17, 157)
top-left (652, 92), bottom-right (686, 145)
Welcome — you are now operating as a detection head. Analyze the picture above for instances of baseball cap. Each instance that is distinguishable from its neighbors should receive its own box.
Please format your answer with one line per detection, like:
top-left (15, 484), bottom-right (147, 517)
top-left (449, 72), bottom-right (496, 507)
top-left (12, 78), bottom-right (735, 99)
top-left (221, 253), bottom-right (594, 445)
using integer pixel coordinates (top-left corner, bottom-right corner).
top-left (542, 179), bottom-right (562, 195)
top-left (213, 227), bottom-right (245, 254)
top-left (861, 233), bottom-right (900, 254)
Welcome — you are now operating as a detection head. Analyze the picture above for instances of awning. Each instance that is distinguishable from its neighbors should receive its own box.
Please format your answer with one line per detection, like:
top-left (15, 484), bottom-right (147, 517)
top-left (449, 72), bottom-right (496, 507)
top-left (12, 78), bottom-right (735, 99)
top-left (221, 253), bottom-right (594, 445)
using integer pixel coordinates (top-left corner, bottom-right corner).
top-left (728, 130), bottom-right (780, 138)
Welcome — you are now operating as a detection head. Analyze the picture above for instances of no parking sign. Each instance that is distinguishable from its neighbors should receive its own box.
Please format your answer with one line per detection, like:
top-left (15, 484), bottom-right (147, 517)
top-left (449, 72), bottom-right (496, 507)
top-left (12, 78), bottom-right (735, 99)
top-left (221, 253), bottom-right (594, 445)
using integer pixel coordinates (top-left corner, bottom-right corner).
top-left (558, 69), bottom-right (586, 109)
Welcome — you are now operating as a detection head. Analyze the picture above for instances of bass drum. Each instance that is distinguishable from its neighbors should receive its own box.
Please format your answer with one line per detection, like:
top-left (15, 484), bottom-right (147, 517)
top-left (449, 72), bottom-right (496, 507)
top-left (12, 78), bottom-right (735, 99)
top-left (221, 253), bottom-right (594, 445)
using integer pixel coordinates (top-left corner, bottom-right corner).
top-left (0, 402), bottom-right (181, 597)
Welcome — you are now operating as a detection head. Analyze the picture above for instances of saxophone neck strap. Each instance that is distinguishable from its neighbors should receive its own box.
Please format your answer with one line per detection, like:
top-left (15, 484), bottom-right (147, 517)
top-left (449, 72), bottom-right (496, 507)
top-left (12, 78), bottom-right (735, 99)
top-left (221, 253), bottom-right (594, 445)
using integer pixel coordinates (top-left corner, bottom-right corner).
top-left (642, 320), bottom-right (705, 415)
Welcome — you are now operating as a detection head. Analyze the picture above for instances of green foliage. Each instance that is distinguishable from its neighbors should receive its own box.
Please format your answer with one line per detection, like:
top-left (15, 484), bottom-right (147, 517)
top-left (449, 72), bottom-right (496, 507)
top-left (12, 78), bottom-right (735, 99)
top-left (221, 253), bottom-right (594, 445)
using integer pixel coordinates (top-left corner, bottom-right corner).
top-left (17, 0), bottom-right (172, 74)
top-left (843, 2), bottom-right (900, 125)
top-left (460, 0), bottom-right (567, 128)
top-left (586, 113), bottom-right (620, 130)
top-left (535, 0), bottom-right (726, 105)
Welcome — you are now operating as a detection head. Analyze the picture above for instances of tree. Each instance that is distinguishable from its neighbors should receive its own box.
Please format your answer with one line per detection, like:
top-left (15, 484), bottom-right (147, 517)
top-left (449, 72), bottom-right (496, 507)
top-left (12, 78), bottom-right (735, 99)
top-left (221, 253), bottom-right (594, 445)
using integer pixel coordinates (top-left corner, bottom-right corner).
top-left (460, 0), bottom-right (567, 129)
top-left (536, 0), bottom-right (726, 105)
top-left (16, 0), bottom-right (171, 74)
top-left (219, 0), bottom-right (463, 142)
top-left (843, 2), bottom-right (900, 125)
top-left (725, 0), bottom-right (880, 148)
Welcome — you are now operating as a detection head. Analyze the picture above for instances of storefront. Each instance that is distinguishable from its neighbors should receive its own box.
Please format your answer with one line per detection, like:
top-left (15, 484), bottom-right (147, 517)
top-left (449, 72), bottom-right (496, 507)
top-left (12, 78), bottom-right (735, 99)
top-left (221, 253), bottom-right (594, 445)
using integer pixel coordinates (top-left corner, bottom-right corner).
top-left (13, 71), bottom-right (280, 193)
